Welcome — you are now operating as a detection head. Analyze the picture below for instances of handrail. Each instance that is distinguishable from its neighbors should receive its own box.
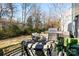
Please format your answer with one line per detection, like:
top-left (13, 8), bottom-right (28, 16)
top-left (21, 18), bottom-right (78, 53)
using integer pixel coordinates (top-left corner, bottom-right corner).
top-left (0, 43), bottom-right (24, 56)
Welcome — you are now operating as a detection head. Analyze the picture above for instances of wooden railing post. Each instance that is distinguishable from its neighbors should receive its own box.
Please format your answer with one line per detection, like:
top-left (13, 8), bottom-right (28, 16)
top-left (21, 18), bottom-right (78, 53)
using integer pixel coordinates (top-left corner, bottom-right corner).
top-left (21, 41), bottom-right (26, 56)
top-left (0, 48), bottom-right (4, 56)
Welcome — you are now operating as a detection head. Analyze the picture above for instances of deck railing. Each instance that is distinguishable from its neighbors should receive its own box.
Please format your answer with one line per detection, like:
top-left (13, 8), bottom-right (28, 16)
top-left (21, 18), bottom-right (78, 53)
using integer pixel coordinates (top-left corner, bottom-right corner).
top-left (0, 43), bottom-right (25, 56)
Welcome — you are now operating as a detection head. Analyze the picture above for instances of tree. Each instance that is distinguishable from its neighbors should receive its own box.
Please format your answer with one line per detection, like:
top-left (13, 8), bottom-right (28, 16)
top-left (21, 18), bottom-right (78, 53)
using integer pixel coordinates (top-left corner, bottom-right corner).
top-left (21, 3), bottom-right (32, 29)
top-left (31, 4), bottom-right (42, 30)
top-left (27, 16), bottom-right (33, 29)
top-left (0, 4), bottom-right (2, 19)
top-left (0, 4), bottom-right (6, 19)
top-left (4, 3), bottom-right (17, 23)
top-left (7, 3), bottom-right (13, 19)
top-left (21, 4), bottom-right (32, 23)
top-left (40, 11), bottom-right (47, 30)
top-left (49, 3), bottom-right (67, 31)
top-left (46, 19), bottom-right (61, 30)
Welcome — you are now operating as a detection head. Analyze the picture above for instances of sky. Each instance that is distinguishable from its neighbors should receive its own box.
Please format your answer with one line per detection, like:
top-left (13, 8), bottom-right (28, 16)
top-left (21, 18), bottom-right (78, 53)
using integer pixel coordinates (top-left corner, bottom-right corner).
top-left (14, 3), bottom-right (72, 20)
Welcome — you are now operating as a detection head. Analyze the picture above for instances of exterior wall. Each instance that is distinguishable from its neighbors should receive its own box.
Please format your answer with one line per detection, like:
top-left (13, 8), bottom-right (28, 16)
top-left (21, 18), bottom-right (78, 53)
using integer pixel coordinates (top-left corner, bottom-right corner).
top-left (68, 22), bottom-right (75, 35)
top-left (61, 6), bottom-right (72, 32)
top-left (72, 3), bottom-right (79, 19)
top-left (68, 22), bottom-right (73, 32)
top-left (72, 3), bottom-right (79, 37)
